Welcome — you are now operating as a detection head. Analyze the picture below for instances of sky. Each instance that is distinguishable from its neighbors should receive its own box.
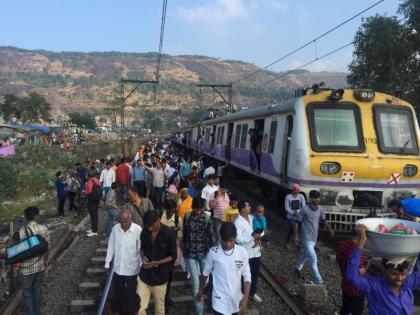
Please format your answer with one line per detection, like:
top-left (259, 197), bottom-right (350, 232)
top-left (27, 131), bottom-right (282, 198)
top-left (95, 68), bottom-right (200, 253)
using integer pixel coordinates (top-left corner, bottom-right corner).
top-left (0, 0), bottom-right (402, 73)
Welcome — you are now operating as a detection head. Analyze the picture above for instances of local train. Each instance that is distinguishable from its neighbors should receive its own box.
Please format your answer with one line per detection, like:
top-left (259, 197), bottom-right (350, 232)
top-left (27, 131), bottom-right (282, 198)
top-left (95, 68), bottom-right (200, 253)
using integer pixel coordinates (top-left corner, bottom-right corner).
top-left (173, 87), bottom-right (420, 231)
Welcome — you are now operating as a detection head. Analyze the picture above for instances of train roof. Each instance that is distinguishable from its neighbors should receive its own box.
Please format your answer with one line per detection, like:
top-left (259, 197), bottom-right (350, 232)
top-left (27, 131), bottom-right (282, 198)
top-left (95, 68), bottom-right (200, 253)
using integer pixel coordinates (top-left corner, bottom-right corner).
top-left (201, 98), bottom-right (296, 126)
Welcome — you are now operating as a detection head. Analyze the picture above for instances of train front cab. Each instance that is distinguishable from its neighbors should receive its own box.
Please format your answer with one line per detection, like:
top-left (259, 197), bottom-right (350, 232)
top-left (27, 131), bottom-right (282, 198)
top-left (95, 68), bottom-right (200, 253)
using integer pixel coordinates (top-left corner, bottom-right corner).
top-left (293, 89), bottom-right (420, 232)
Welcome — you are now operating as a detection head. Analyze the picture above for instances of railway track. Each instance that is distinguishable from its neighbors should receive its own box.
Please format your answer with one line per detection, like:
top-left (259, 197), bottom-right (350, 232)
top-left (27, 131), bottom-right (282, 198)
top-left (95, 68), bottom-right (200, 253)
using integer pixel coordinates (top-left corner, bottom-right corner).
top-left (0, 226), bottom-right (77, 315)
top-left (259, 262), bottom-right (311, 315)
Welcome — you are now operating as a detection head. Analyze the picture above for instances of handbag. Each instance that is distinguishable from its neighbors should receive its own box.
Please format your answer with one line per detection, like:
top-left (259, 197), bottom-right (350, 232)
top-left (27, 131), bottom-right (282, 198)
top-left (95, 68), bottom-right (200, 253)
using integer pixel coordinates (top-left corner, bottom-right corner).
top-left (5, 226), bottom-right (49, 265)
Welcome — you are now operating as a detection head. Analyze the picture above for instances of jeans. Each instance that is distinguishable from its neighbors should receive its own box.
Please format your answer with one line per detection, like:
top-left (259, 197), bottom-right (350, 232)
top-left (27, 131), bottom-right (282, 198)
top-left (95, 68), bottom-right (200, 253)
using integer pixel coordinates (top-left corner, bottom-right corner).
top-left (67, 192), bottom-right (76, 211)
top-left (105, 208), bottom-right (118, 237)
top-left (296, 240), bottom-right (323, 284)
top-left (117, 184), bottom-right (128, 204)
top-left (249, 257), bottom-right (260, 296)
top-left (188, 258), bottom-right (206, 315)
top-left (134, 180), bottom-right (146, 198)
top-left (87, 199), bottom-right (99, 233)
top-left (102, 186), bottom-right (111, 200)
top-left (151, 186), bottom-right (164, 211)
top-left (57, 197), bottom-right (66, 216)
top-left (21, 271), bottom-right (44, 315)
top-left (213, 218), bottom-right (223, 243)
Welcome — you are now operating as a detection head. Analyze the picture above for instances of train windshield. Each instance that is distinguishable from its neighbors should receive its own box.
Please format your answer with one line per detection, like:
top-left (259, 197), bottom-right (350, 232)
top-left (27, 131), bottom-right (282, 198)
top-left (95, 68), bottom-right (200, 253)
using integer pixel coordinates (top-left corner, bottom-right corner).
top-left (374, 105), bottom-right (418, 155)
top-left (307, 103), bottom-right (364, 152)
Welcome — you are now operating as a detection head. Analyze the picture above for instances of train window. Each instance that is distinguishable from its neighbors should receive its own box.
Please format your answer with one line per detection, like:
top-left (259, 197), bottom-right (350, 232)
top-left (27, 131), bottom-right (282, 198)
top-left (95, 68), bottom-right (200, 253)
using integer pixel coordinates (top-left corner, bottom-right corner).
top-left (220, 126), bottom-right (225, 144)
top-left (268, 121), bottom-right (277, 153)
top-left (307, 103), bottom-right (364, 152)
top-left (240, 124), bottom-right (248, 148)
top-left (235, 124), bottom-right (241, 147)
top-left (373, 105), bottom-right (419, 155)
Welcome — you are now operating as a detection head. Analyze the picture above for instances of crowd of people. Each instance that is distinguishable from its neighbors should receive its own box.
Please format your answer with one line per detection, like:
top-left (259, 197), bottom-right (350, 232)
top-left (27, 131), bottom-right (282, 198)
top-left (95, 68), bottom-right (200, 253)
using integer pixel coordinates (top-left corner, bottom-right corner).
top-left (51, 140), bottom-right (266, 315)
top-left (18, 139), bottom-right (420, 315)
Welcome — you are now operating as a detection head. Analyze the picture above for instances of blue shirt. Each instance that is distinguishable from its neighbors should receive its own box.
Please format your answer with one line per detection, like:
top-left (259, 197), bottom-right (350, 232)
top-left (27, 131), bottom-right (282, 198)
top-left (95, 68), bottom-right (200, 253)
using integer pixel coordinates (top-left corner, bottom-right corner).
top-left (347, 248), bottom-right (420, 315)
top-left (77, 166), bottom-right (88, 186)
top-left (188, 184), bottom-right (196, 198)
top-left (252, 215), bottom-right (267, 231)
top-left (132, 166), bottom-right (147, 184)
top-left (300, 204), bottom-right (325, 242)
top-left (55, 179), bottom-right (67, 198)
top-left (180, 162), bottom-right (191, 178)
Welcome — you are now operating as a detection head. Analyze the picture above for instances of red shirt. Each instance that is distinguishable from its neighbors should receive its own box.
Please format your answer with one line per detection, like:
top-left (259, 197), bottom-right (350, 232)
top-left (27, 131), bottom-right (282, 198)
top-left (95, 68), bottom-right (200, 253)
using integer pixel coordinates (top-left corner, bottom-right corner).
top-left (336, 240), bottom-right (368, 297)
top-left (116, 163), bottom-right (130, 185)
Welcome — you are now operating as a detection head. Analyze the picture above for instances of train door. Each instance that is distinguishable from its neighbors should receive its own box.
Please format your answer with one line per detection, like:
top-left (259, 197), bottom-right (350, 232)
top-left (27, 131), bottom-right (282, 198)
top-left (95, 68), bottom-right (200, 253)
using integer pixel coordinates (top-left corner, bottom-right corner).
top-left (225, 123), bottom-right (234, 162)
top-left (281, 115), bottom-right (293, 182)
top-left (211, 125), bottom-right (217, 155)
top-left (252, 119), bottom-right (265, 171)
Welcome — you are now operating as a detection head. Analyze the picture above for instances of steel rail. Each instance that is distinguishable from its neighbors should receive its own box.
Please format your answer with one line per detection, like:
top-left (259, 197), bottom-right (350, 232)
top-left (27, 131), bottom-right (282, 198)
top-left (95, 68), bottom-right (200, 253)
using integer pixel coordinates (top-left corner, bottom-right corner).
top-left (259, 261), bottom-right (311, 315)
top-left (0, 228), bottom-right (75, 315)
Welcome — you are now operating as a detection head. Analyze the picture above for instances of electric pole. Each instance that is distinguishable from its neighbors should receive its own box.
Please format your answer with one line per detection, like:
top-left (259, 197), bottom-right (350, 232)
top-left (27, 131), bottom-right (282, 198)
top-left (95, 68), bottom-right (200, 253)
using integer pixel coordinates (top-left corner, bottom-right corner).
top-left (195, 82), bottom-right (234, 114)
top-left (120, 79), bottom-right (157, 140)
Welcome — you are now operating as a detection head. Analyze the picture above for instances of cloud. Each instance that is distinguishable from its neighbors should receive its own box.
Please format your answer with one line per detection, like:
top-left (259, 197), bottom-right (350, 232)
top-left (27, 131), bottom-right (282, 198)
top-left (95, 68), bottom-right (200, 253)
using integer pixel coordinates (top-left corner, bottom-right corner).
top-left (175, 0), bottom-right (288, 30)
top-left (176, 0), bottom-right (248, 30)
top-left (287, 59), bottom-right (343, 72)
top-left (250, 0), bottom-right (289, 11)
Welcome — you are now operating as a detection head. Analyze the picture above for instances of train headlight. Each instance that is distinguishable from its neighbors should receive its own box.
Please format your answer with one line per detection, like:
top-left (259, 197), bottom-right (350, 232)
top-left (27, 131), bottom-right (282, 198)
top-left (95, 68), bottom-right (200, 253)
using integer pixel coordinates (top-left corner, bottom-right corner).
top-left (353, 89), bottom-right (375, 102)
top-left (335, 191), bottom-right (354, 210)
top-left (320, 162), bottom-right (341, 174)
top-left (403, 165), bottom-right (417, 177)
top-left (320, 190), bottom-right (338, 205)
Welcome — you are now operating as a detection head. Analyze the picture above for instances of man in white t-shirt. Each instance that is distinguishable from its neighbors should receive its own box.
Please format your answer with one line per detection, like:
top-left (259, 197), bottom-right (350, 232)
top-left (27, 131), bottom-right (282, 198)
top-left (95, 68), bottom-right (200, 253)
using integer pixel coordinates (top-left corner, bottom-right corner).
top-left (196, 222), bottom-right (251, 315)
top-left (201, 174), bottom-right (217, 214)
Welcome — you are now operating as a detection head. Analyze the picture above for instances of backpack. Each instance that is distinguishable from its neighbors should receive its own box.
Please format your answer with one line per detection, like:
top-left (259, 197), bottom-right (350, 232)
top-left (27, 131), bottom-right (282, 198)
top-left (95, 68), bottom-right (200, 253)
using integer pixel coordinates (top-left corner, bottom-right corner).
top-left (69, 178), bottom-right (81, 193)
top-left (88, 181), bottom-right (102, 201)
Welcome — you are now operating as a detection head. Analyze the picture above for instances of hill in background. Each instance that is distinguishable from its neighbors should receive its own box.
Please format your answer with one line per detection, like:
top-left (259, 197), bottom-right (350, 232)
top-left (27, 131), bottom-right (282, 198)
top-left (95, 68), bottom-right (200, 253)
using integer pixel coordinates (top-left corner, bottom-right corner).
top-left (0, 46), bottom-right (347, 126)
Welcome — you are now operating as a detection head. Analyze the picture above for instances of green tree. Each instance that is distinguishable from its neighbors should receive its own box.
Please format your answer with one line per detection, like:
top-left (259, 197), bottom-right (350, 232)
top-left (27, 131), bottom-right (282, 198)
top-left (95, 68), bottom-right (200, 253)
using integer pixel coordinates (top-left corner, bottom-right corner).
top-left (21, 92), bottom-right (52, 123)
top-left (347, 15), bottom-right (411, 95)
top-left (348, 0), bottom-right (420, 110)
top-left (68, 112), bottom-right (97, 130)
top-left (0, 92), bottom-right (51, 123)
top-left (0, 93), bottom-right (21, 122)
top-left (398, 0), bottom-right (420, 108)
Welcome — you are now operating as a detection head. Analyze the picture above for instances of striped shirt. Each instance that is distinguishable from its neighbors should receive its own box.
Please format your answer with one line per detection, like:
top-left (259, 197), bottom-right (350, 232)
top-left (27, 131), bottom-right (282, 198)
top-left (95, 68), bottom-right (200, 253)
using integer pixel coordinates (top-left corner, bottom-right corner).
top-left (19, 222), bottom-right (49, 275)
top-left (210, 193), bottom-right (230, 219)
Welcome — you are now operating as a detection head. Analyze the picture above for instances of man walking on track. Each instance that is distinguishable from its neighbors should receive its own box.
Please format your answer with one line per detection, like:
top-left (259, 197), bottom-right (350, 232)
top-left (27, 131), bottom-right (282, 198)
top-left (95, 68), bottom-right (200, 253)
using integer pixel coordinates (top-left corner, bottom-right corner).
top-left (294, 190), bottom-right (334, 284)
top-left (116, 157), bottom-right (130, 204)
top-left (105, 209), bottom-right (142, 295)
top-left (138, 211), bottom-right (177, 315)
top-left (19, 206), bottom-right (50, 315)
top-left (85, 171), bottom-right (102, 237)
top-left (196, 222), bottom-right (251, 315)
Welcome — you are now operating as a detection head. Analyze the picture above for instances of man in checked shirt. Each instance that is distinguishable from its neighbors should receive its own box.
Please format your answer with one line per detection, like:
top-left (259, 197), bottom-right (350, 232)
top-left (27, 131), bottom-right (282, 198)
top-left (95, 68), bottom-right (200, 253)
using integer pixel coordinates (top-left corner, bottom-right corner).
top-left (336, 226), bottom-right (368, 315)
top-left (18, 206), bottom-right (50, 315)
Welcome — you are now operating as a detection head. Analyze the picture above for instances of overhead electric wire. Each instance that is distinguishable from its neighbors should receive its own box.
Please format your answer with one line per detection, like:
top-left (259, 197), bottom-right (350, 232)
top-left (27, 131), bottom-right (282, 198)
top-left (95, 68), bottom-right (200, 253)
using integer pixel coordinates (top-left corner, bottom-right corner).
top-left (231, 0), bottom-right (384, 85)
top-left (156, 0), bottom-right (168, 84)
top-left (261, 15), bottom-right (408, 86)
top-left (261, 41), bottom-right (354, 86)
